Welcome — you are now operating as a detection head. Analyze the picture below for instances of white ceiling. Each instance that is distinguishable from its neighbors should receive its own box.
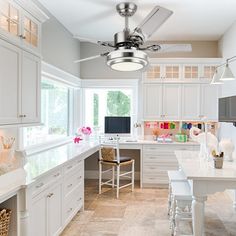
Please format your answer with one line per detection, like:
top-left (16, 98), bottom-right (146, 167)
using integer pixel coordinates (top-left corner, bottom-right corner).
top-left (38, 0), bottom-right (236, 41)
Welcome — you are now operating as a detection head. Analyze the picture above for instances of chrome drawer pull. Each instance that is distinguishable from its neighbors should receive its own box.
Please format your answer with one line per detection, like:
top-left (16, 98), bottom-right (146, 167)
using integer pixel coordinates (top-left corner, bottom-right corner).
top-left (36, 183), bottom-right (44, 188)
top-left (77, 197), bottom-right (82, 202)
top-left (67, 165), bottom-right (73, 169)
top-left (77, 176), bottom-right (82, 180)
top-left (67, 183), bottom-right (73, 188)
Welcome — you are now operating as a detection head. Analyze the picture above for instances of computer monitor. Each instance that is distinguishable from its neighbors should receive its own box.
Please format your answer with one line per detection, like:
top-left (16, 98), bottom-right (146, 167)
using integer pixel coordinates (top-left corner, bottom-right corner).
top-left (104, 116), bottom-right (131, 134)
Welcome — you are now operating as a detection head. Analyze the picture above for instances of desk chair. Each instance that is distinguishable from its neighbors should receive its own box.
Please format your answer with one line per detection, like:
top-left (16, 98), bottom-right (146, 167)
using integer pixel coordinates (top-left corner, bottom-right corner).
top-left (98, 139), bottom-right (135, 198)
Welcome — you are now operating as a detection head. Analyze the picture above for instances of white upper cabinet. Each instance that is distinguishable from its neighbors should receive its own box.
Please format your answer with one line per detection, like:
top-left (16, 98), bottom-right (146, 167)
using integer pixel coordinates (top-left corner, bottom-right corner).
top-left (200, 84), bottom-right (219, 121)
top-left (144, 59), bottom-right (221, 82)
top-left (163, 65), bottom-right (181, 80)
top-left (0, 39), bottom-right (21, 125)
top-left (0, 38), bottom-right (41, 125)
top-left (143, 84), bottom-right (162, 120)
top-left (181, 84), bottom-right (201, 120)
top-left (21, 51), bottom-right (40, 123)
top-left (0, 0), bottom-right (48, 55)
top-left (162, 84), bottom-right (181, 120)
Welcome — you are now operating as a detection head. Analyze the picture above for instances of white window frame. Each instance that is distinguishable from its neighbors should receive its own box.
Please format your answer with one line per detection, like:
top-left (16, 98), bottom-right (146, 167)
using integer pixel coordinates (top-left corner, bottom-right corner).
top-left (20, 62), bottom-right (81, 154)
top-left (81, 79), bottom-right (139, 137)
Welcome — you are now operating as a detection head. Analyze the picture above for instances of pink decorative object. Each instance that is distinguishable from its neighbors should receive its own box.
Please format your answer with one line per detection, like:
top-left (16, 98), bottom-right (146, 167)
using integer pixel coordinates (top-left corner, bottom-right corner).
top-left (73, 137), bottom-right (82, 143)
top-left (78, 127), bottom-right (92, 135)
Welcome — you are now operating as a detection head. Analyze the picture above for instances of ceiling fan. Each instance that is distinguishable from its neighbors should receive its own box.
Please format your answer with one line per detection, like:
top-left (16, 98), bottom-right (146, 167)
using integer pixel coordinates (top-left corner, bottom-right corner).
top-left (74, 2), bottom-right (192, 72)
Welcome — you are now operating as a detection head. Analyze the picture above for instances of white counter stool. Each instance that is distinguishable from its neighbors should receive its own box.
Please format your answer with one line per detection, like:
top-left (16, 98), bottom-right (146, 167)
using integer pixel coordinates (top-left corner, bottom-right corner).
top-left (167, 170), bottom-right (187, 216)
top-left (170, 181), bottom-right (193, 236)
top-left (98, 139), bottom-right (135, 198)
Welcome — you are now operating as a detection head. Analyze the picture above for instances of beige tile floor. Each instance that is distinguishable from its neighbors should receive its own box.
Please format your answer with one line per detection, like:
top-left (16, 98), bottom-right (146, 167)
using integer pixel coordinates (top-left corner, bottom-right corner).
top-left (61, 180), bottom-right (236, 236)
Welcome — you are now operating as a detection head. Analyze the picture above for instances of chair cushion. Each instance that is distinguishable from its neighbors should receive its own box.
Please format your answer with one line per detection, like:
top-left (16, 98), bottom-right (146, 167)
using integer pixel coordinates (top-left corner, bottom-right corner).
top-left (102, 156), bottom-right (132, 163)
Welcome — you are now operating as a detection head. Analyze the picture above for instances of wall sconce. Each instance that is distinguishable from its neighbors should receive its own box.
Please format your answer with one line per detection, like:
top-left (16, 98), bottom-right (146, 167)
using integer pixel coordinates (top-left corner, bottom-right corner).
top-left (211, 56), bottom-right (236, 85)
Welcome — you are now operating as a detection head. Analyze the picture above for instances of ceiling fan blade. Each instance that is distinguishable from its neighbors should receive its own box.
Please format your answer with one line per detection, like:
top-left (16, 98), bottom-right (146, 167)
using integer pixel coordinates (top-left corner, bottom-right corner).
top-left (74, 52), bottom-right (108, 63)
top-left (133, 6), bottom-right (173, 40)
top-left (158, 44), bottom-right (192, 53)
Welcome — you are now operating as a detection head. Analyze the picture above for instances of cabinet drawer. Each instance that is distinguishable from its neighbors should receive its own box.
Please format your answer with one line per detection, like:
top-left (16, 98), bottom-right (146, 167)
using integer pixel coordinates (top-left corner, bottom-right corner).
top-left (31, 168), bottom-right (62, 197)
top-left (143, 174), bottom-right (168, 184)
top-left (143, 164), bottom-right (178, 173)
top-left (143, 155), bottom-right (177, 163)
top-left (64, 183), bottom-right (83, 223)
top-left (63, 158), bottom-right (83, 176)
top-left (64, 170), bottom-right (83, 198)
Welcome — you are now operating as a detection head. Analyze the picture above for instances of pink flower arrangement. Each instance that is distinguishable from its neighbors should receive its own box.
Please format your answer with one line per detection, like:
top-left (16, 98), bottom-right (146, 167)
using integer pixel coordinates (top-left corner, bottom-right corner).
top-left (78, 126), bottom-right (92, 135)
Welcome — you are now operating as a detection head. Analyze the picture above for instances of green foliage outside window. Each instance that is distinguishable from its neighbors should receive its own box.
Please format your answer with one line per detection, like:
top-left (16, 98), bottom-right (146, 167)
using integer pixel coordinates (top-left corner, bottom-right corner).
top-left (106, 91), bottom-right (130, 116)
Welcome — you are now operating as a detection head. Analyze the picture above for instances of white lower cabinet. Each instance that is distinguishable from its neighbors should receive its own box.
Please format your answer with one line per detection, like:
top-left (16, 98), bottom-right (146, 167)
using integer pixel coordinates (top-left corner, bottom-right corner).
top-left (29, 182), bottom-right (62, 236)
top-left (142, 144), bottom-right (199, 186)
top-left (27, 158), bottom-right (84, 236)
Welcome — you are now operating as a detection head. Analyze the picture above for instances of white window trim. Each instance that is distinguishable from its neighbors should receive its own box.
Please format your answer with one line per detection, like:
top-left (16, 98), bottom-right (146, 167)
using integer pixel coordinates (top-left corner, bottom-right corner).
top-left (81, 79), bottom-right (139, 137)
top-left (19, 62), bottom-right (81, 154)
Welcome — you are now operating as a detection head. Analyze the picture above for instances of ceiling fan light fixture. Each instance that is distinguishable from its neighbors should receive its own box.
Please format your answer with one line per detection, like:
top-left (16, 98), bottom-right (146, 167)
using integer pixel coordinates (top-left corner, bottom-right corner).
top-left (107, 49), bottom-right (148, 71)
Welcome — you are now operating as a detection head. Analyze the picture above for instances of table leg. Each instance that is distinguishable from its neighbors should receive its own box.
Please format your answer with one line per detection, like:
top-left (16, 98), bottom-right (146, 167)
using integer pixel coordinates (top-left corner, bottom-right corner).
top-left (233, 190), bottom-right (236, 210)
top-left (192, 196), bottom-right (207, 236)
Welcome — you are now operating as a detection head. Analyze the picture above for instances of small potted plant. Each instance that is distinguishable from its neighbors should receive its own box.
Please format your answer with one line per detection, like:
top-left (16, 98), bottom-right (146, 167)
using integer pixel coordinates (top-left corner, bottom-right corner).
top-left (152, 128), bottom-right (158, 141)
top-left (212, 150), bottom-right (224, 169)
top-left (78, 126), bottom-right (92, 141)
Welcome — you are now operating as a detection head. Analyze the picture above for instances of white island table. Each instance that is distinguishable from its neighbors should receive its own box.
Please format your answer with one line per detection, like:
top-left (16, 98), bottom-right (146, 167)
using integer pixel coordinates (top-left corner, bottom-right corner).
top-left (175, 150), bottom-right (236, 236)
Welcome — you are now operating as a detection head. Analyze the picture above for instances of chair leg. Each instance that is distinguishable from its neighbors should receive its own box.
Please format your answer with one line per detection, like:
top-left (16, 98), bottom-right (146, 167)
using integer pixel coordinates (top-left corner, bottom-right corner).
top-left (131, 160), bottom-right (135, 191)
top-left (116, 165), bottom-right (120, 199)
top-left (112, 166), bottom-right (115, 188)
top-left (99, 161), bottom-right (102, 194)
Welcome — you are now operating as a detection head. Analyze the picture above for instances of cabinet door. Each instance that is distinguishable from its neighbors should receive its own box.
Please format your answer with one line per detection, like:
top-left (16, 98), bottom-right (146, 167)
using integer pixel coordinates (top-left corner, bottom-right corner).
top-left (181, 84), bottom-right (201, 120)
top-left (183, 65), bottom-right (199, 80)
top-left (0, 0), bottom-right (21, 44)
top-left (143, 84), bottom-right (162, 120)
top-left (0, 39), bottom-right (21, 124)
top-left (162, 84), bottom-right (181, 120)
top-left (48, 183), bottom-right (62, 236)
top-left (22, 10), bottom-right (40, 52)
top-left (21, 51), bottom-right (40, 123)
top-left (145, 65), bottom-right (163, 80)
top-left (201, 65), bottom-right (216, 80)
top-left (30, 192), bottom-right (47, 236)
top-left (163, 65), bottom-right (181, 80)
top-left (200, 84), bottom-right (219, 121)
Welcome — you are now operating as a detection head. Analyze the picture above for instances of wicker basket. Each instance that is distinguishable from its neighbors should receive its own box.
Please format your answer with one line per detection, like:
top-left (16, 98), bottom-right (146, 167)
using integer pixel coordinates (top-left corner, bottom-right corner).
top-left (0, 209), bottom-right (12, 236)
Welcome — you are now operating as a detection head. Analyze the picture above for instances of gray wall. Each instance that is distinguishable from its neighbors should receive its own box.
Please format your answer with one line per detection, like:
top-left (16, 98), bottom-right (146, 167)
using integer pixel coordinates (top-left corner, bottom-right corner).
top-left (80, 41), bottom-right (219, 79)
top-left (33, 0), bottom-right (80, 77)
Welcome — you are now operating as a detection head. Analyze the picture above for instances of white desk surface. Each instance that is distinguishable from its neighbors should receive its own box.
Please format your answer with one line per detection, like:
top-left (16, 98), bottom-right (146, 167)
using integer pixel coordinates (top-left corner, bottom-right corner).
top-left (175, 150), bottom-right (236, 181)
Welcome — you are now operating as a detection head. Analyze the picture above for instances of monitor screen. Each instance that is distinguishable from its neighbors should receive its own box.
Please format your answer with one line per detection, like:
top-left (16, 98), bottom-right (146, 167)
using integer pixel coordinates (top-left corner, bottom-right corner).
top-left (104, 116), bottom-right (131, 134)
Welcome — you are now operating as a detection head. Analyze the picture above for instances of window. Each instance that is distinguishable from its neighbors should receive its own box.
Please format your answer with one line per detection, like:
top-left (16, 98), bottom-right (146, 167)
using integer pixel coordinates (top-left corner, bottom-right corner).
top-left (23, 78), bottom-right (72, 147)
top-left (84, 88), bottom-right (133, 133)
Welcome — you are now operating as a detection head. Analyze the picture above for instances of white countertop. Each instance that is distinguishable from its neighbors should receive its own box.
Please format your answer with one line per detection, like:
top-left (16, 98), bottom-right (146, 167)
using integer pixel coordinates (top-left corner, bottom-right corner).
top-left (24, 141), bottom-right (100, 184)
top-left (175, 150), bottom-right (236, 181)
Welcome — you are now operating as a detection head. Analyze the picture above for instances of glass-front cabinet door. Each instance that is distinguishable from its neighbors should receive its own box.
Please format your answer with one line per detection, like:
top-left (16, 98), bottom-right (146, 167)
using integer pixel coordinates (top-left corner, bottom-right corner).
top-left (23, 12), bottom-right (39, 48)
top-left (163, 65), bottom-right (180, 80)
top-left (202, 65), bottom-right (216, 80)
top-left (0, 0), bottom-right (20, 39)
top-left (183, 65), bottom-right (199, 80)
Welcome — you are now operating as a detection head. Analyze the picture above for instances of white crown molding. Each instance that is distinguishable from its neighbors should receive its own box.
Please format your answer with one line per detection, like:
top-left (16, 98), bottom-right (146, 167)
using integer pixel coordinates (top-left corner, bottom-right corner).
top-left (81, 78), bottom-right (139, 88)
top-left (42, 62), bottom-right (81, 88)
top-left (14, 0), bottom-right (49, 22)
